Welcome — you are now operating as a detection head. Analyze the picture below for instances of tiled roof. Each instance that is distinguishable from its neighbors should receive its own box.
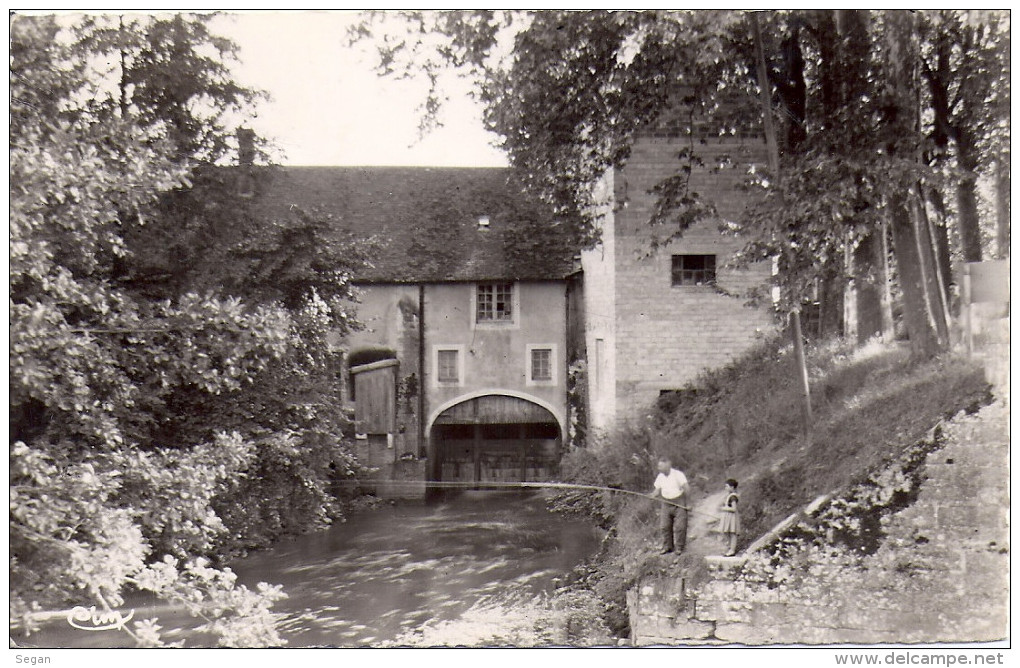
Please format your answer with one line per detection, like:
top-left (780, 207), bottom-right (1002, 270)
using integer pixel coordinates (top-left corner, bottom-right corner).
top-left (250, 166), bottom-right (576, 283)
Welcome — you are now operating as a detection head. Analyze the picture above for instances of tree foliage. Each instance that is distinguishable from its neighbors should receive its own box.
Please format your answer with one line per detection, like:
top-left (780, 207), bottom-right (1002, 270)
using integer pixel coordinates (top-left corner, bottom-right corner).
top-left (72, 13), bottom-right (267, 163)
top-left (918, 10), bottom-right (1010, 262)
top-left (354, 9), bottom-right (1009, 353)
top-left (10, 13), bottom-right (365, 646)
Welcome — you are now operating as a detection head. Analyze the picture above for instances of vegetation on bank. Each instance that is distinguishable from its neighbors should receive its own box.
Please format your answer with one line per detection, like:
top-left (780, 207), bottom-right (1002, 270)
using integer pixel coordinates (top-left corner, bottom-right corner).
top-left (553, 335), bottom-right (990, 636)
top-left (10, 15), bottom-right (368, 647)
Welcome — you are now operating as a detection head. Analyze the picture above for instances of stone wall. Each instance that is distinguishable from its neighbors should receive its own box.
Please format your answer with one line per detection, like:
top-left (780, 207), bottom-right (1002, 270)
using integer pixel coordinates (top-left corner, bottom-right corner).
top-left (579, 172), bottom-right (618, 434)
top-left (612, 131), bottom-right (775, 424)
top-left (628, 400), bottom-right (1009, 645)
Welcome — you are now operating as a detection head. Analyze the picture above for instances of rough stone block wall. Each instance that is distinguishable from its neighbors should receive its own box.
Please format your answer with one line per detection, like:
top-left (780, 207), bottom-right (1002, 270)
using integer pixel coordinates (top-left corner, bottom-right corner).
top-left (614, 133), bottom-right (774, 423)
top-left (629, 400), bottom-right (1009, 645)
top-left (579, 172), bottom-right (618, 434)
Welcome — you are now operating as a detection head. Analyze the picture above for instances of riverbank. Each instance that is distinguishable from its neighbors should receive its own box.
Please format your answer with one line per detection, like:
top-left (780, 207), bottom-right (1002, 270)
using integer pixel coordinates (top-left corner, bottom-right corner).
top-left (628, 396), bottom-right (1008, 644)
top-left (551, 337), bottom-right (992, 638)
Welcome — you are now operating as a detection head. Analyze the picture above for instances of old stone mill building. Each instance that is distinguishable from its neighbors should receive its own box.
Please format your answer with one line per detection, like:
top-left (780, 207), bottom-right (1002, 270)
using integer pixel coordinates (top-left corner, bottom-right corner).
top-left (247, 113), bottom-right (773, 496)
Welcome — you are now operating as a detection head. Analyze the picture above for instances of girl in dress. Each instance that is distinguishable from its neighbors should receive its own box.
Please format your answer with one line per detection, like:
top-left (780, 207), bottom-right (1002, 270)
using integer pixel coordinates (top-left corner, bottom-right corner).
top-left (718, 478), bottom-right (740, 556)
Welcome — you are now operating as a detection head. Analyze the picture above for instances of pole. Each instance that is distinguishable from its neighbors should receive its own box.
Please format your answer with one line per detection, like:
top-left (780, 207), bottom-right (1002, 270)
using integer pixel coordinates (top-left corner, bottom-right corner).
top-left (791, 309), bottom-right (813, 430)
top-left (332, 478), bottom-right (706, 515)
top-left (418, 284), bottom-right (426, 459)
top-left (751, 11), bottom-right (812, 439)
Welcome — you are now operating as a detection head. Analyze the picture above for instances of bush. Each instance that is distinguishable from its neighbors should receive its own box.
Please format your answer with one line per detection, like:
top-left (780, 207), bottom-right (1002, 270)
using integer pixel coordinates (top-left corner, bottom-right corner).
top-left (9, 17), bottom-right (366, 645)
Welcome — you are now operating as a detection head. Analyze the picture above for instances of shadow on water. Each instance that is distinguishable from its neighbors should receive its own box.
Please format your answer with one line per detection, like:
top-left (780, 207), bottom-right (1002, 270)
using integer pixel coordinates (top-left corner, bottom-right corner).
top-left (18, 490), bottom-right (601, 648)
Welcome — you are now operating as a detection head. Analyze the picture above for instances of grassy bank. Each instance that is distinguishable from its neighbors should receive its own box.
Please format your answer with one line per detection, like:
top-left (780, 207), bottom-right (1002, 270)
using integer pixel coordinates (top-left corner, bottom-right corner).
top-left (554, 336), bottom-right (991, 636)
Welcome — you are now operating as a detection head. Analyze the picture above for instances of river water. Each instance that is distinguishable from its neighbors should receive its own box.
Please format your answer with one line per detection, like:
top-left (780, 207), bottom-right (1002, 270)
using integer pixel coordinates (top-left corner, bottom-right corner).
top-left (17, 490), bottom-right (602, 648)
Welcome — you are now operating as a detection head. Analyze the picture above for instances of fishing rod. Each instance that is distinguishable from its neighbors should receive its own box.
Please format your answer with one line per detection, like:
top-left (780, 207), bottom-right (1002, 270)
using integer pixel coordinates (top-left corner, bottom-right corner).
top-left (335, 478), bottom-right (715, 517)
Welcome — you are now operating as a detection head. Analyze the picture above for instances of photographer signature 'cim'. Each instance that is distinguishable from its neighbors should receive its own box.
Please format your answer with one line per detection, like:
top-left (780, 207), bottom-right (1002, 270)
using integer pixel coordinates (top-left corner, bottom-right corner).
top-left (66, 605), bottom-right (135, 632)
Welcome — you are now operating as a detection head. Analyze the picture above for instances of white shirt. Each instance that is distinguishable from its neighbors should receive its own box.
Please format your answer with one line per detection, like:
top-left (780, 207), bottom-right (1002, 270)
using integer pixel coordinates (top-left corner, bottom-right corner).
top-left (654, 468), bottom-right (689, 500)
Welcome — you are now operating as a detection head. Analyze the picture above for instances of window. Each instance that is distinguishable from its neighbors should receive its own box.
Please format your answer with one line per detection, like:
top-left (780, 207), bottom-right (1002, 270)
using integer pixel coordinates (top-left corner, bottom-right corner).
top-left (437, 349), bottom-right (459, 383)
top-left (671, 254), bottom-right (717, 286)
top-left (432, 345), bottom-right (464, 387)
top-left (476, 282), bottom-right (514, 322)
top-left (531, 348), bottom-right (552, 381)
top-left (526, 344), bottom-right (556, 386)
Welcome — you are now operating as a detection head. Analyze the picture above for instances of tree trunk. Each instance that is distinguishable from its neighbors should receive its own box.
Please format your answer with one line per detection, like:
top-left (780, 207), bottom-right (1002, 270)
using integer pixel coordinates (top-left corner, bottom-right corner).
top-left (817, 11), bottom-right (839, 133)
top-left (850, 233), bottom-right (885, 343)
top-left (996, 155), bottom-right (1010, 258)
top-left (118, 17), bottom-right (130, 119)
top-left (818, 274), bottom-right (844, 338)
top-left (752, 12), bottom-right (812, 439)
top-left (781, 17), bottom-right (807, 152)
top-left (956, 129), bottom-right (984, 262)
top-left (836, 9), bottom-right (889, 343)
top-left (847, 223), bottom-right (896, 341)
top-left (877, 221), bottom-right (895, 339)
top-left (883, 11), bottom-right (943, 358)
top-left (917, 187), bottom-right (953, 333)
top-left (815, 12), bottom-right (842, 340)
top-left (927, 187), bottom-right (954, 297)
top-left (911, 189), bottom-right (950, 346)
top-left (890, 198), bottom-right (940, 357)
top-left (844, 242), bottom-right (859, 343)
top-left (791, 310), bottom-right (812, 438)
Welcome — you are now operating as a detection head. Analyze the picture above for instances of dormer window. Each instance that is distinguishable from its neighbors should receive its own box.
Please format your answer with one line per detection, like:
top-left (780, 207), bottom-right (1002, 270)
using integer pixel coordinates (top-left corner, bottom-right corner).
top-left (477, 215), bottom-right (490, 230)
top-left (476, 282), bottom-right (513, 323)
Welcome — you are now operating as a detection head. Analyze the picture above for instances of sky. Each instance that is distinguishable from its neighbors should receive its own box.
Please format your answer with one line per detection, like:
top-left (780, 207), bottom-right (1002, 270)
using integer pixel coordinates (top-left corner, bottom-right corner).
top-left (210, 11), bottom-right (508, 167)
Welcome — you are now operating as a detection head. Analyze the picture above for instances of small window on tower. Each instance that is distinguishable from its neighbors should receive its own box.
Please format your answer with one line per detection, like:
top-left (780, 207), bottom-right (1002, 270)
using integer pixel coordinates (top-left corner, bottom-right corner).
top-left (671, 254), bottom-right (717, 287)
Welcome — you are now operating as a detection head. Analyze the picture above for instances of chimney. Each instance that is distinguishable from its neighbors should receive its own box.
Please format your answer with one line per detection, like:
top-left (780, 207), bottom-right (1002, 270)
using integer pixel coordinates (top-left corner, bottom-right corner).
top-left (237, 127), bottom-right (255, 166)
top-left (477, 215), bottom-right (490, 230)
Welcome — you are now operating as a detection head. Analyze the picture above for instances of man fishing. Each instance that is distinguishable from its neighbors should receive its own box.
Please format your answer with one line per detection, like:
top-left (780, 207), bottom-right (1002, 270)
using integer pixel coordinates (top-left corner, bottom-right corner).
top-left (649, 456), bottom-right (689, 555)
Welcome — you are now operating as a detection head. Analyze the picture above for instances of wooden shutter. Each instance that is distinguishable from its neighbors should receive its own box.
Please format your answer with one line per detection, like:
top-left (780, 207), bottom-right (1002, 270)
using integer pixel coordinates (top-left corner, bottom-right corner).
top-left (352, 359), bottom-right (398, 435)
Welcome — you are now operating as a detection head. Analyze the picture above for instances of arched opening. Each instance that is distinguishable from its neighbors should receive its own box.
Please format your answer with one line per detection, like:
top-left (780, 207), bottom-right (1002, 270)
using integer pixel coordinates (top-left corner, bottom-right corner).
top-left (429, 394), bottom-right (562, 485)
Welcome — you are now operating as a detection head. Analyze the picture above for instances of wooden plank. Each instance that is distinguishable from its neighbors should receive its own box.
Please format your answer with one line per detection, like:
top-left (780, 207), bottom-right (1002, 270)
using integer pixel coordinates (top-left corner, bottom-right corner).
top-left (473, 424), bottom-right (482, 486)
top-left (520, 424), bottom-right (527, 482)
top-left (350, 358), bottom-right (400, 375)
top-left (354, 364), bottom-right (397, 434)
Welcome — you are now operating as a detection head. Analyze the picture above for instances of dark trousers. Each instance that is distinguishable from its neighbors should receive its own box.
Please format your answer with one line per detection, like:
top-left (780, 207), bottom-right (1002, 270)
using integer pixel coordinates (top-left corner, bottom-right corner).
top-left (660, 500), bottom-right (688, 553)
